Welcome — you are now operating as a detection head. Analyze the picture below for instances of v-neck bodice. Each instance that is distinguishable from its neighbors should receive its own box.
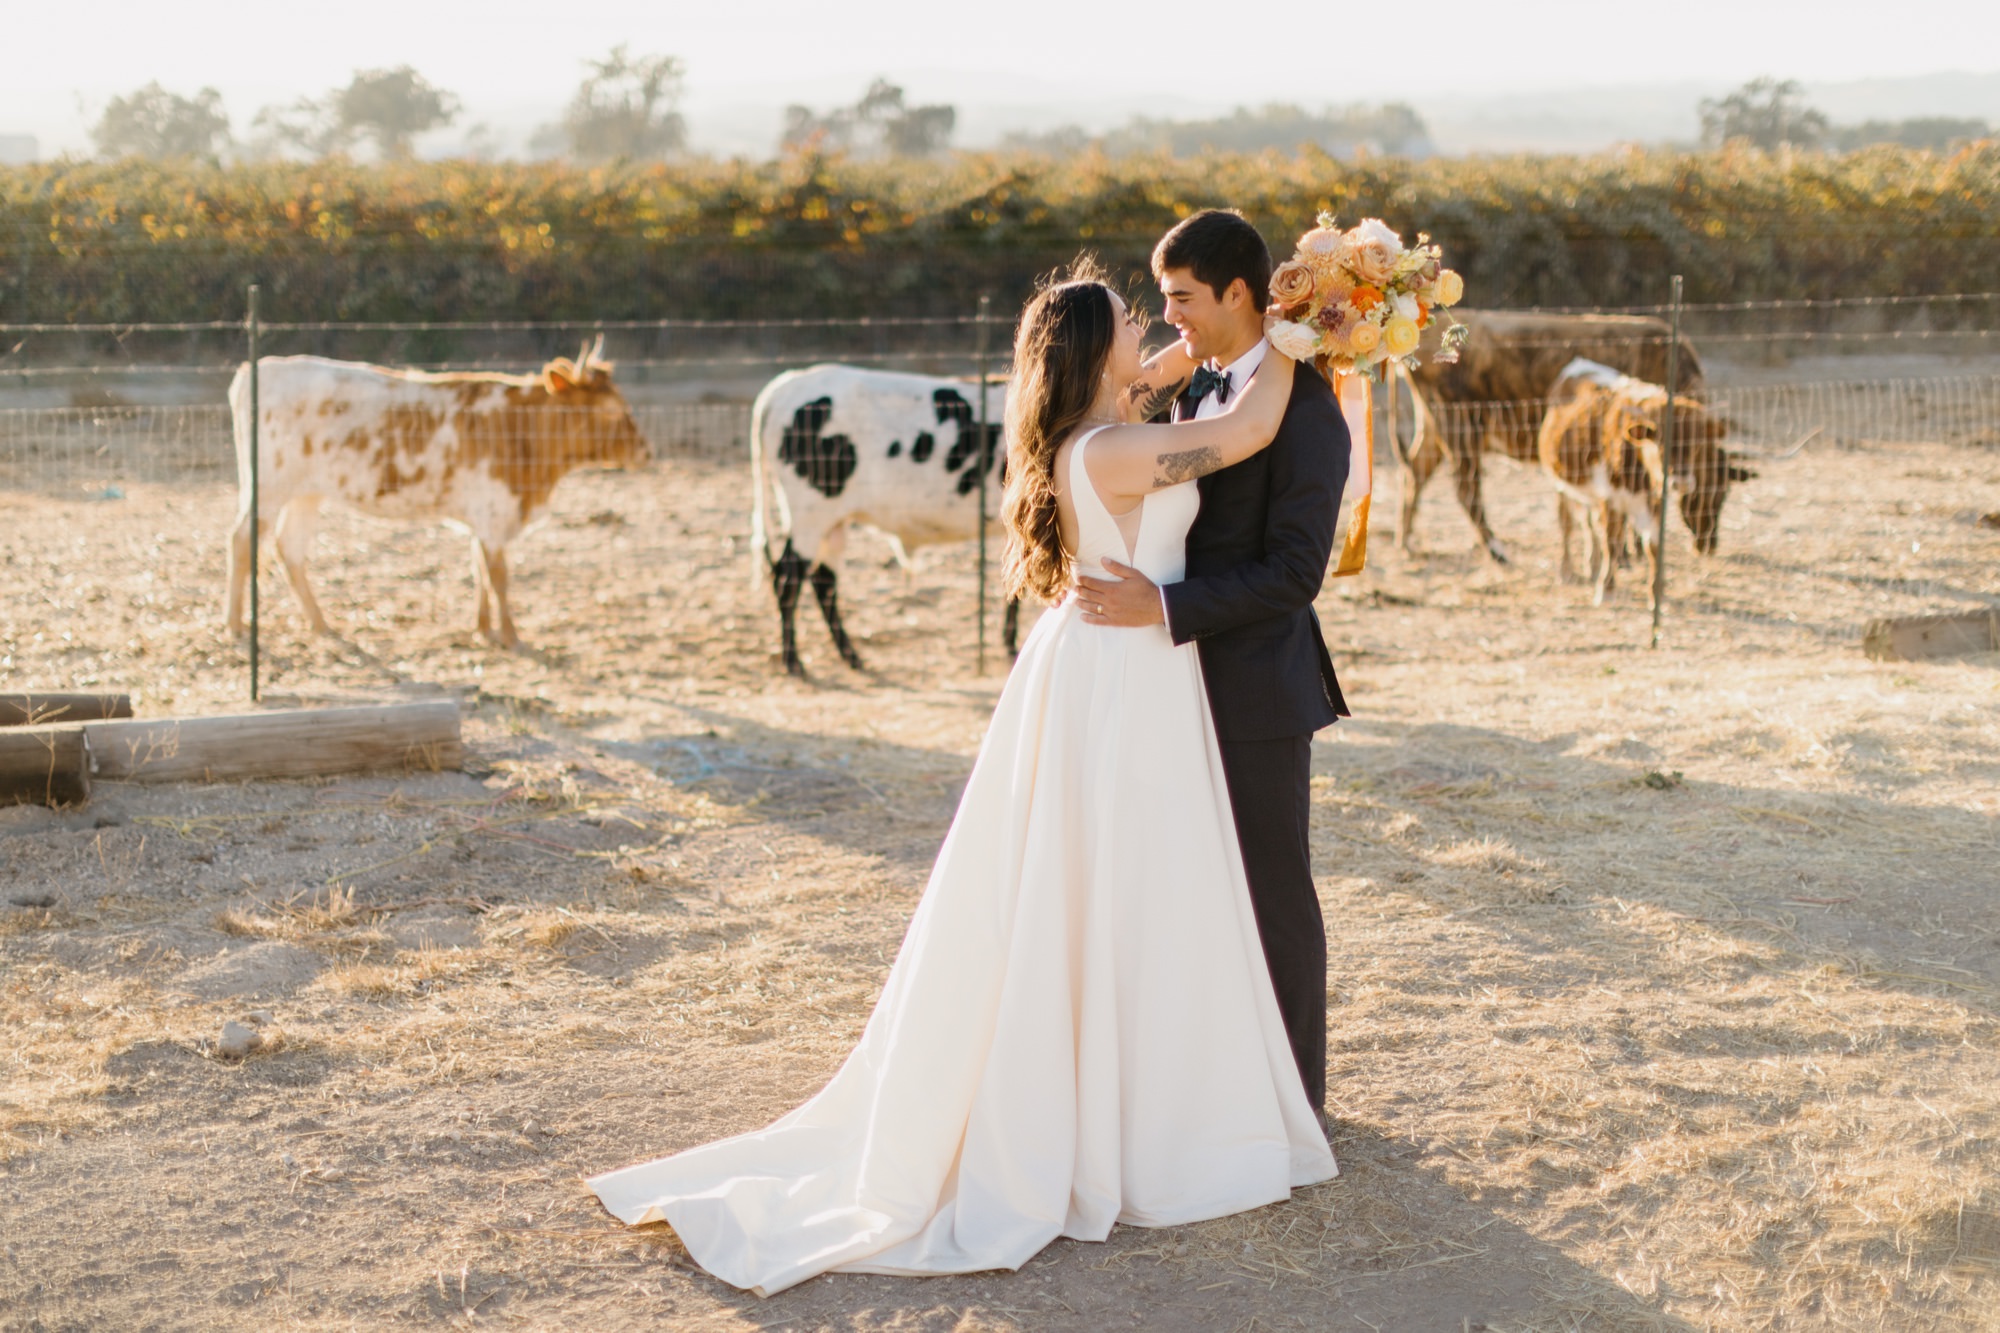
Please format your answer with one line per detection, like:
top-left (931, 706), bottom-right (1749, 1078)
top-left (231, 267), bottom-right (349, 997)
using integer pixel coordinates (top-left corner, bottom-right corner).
top-left (1065, 427), bottom-right (1200, 590)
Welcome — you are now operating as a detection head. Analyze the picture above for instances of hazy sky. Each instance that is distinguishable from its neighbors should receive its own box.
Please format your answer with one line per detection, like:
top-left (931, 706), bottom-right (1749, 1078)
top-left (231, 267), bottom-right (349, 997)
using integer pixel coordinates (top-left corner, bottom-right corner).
top-left (7, 0), bottom-right (1999, 153)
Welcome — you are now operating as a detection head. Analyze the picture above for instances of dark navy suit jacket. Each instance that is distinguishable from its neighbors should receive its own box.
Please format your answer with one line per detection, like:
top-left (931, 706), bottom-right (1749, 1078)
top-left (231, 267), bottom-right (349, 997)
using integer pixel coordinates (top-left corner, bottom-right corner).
top-left (1162, 363), bottom-right (1351, 741)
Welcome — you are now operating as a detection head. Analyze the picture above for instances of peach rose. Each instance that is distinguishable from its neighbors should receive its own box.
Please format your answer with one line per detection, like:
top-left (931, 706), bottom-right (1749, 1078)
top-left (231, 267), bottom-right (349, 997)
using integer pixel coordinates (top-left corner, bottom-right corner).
top-left (1382, 317), bottom-right (1420, 358)
top-left (1269, 260), bottom-right (1317, 311)
top-left (1343, 217), bottom-right (1402, 285)
top-left (1348, 320), bottom-right (1383, 355)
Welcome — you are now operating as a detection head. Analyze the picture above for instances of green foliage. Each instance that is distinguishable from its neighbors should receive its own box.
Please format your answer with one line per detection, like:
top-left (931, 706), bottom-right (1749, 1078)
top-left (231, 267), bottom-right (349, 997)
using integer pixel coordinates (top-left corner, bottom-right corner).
top-left (1830, 117), bottom-right (1991, 152)
top-left (1100, 103), bottom-right (1431, 158)
top-left (91, 84), bottom-right (231, 161)
top-left (1700, 78), bottom-right (1830, 151)
top-left (782, 81), bottom-right (955, 159)
top-left (3, 145), bottom-right (1997, 323)
top-left (544, 46), bottom-right (687, 162)
top-left (253, 67), bottom-right (459, 161)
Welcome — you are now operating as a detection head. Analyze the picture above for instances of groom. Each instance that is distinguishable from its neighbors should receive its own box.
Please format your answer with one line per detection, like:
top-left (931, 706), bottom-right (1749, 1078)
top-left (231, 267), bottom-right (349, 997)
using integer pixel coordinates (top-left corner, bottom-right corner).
top-left (1079, 208), bottom-right (1350, 1121)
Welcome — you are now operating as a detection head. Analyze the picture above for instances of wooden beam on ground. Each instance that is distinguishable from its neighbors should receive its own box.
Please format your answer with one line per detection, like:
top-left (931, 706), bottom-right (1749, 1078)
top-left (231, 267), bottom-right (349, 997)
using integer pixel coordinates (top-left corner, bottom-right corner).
top-left (82, 700), bottom-right (462, 784)
top-left (0, 725), bottom-right (91, 807)
top-left (0, 693), bottom-right (134, 727)
top-left (1861, 610), bottom-right (2000, 662)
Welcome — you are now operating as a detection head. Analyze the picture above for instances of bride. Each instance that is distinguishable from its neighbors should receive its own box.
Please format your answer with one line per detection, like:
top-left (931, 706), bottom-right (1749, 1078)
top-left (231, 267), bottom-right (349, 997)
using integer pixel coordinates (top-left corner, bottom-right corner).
top-left (587, 269), bottom-right (1337, 1296)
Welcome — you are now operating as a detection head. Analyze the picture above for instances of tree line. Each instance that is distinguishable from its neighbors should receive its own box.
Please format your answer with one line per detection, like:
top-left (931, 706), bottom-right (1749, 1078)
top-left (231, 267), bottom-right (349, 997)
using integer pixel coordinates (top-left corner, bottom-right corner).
top-left (1698, 78), bottom-right (1989, 153)
top-left (82, 65), bottom-right (1990, 167)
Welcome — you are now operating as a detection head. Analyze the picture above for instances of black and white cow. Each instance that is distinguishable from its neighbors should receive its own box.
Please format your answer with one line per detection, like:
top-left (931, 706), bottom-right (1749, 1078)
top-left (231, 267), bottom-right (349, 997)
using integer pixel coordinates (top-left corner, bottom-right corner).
top-left (750, 364), bottom-right (1014, 675)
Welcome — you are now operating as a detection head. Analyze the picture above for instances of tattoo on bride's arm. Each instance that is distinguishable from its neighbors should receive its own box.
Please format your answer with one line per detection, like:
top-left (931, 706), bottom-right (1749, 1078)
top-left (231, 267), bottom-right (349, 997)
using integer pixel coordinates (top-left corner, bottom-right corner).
top-left (1153, 446), bottom-right (1221, 487)
top-left (1121, 376), bottom-right (1189, 422)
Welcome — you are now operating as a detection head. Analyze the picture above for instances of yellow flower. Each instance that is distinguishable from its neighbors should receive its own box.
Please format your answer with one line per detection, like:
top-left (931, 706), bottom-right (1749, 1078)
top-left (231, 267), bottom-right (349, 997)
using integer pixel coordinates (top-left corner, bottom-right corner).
top-left (1348, 321), bottom-right (1383, 355)
top-left (1383, 317), bottom-right (1420, 358)
top-left (1432, 269), bottom-right (1465, 306)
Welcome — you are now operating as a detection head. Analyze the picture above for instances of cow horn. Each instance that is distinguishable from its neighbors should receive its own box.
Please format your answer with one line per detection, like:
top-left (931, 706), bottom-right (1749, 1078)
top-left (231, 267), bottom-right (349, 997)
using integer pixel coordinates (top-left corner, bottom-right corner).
top-left (1731, 424), bottom-right (1822, 460)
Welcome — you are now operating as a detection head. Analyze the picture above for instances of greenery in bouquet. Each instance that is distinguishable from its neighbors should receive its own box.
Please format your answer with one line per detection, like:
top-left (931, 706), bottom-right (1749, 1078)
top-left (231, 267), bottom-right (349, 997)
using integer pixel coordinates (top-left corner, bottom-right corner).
top-left (1264, 214), bottom-right (1466, 379)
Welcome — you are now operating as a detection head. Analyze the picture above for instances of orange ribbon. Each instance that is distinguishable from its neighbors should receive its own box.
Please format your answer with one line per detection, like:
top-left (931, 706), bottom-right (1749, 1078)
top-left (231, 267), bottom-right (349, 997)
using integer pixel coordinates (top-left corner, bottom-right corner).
top-left (1332, 372), bottom-right (1372, 578)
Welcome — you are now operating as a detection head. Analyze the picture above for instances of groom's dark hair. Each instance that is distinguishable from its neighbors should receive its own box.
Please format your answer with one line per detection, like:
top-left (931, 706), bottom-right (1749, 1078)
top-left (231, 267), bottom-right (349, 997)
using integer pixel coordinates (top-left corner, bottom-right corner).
top-left (1151, 209), bottom-right (1272, 308)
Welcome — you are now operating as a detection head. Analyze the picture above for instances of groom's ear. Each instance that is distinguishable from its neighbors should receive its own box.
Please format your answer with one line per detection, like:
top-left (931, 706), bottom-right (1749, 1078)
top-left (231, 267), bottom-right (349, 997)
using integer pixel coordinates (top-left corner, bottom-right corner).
top-left (1221, 277), bottom-right (1253, 311)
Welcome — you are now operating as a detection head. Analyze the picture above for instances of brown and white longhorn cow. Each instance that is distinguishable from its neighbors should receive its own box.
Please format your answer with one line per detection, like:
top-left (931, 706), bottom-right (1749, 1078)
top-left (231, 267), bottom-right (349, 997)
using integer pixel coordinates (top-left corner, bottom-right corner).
top-left (1535, 359), bottom-right (1755, 608)
top-left (225, 339), bottom-right (650, 648)
top-left (1398, 311), bottom-right (1707, 563)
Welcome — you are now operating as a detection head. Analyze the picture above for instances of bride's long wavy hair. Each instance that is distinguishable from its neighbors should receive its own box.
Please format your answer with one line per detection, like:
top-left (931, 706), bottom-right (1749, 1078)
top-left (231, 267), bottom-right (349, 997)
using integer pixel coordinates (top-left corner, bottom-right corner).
top-left (1002, 261), bottom-right (1118, 604)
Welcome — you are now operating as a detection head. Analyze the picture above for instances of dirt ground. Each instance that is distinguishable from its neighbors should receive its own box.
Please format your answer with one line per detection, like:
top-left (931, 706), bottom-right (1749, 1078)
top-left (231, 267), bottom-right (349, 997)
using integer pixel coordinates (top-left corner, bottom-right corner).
top-left (3, 418), bottom-right (1999, 1331)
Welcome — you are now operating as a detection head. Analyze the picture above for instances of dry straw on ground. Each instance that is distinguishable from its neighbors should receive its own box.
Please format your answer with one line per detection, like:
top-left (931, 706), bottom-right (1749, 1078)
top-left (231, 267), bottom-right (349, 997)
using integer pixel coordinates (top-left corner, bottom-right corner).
top-left (2, 403), bottom-right (1997, 1329)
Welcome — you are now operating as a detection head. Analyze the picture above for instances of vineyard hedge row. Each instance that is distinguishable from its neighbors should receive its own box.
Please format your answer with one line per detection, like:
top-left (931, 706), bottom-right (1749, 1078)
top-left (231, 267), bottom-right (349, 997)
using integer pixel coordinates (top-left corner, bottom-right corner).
top-left (3, 144), bottom-right (1998, 323)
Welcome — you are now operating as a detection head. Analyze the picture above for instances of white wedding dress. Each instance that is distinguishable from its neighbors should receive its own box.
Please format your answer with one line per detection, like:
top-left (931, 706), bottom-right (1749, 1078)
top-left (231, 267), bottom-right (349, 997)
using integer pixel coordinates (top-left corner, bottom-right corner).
top-left (588, 428), bottom-right (1336, 1296)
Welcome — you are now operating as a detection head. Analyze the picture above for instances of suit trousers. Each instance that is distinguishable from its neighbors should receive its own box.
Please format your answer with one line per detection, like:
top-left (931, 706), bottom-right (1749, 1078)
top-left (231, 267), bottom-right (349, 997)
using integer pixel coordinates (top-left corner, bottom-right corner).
top-left (1216, 733), bottom-right (1326, 1110)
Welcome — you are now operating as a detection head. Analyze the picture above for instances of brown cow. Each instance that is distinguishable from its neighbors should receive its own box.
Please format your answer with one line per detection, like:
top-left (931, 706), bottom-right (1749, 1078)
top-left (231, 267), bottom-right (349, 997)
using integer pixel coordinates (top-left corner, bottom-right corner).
top-left (1535, 359), bottom-right (1753, 608)
top-left (224, 339), bottom-right (651, 648)
top-left (1397, 311), bottom-right (1706, 563)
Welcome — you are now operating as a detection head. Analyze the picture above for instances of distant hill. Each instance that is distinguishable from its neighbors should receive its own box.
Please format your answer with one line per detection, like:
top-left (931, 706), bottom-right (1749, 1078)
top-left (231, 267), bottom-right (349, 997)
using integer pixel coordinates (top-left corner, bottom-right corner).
top-left (1421, 71), bottom-right (2000, 154)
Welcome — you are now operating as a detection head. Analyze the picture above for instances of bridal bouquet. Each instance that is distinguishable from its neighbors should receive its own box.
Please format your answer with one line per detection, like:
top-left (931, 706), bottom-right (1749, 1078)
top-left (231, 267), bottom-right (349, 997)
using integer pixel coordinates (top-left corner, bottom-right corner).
top-left (1264, 215), bottom-right (1467, 378)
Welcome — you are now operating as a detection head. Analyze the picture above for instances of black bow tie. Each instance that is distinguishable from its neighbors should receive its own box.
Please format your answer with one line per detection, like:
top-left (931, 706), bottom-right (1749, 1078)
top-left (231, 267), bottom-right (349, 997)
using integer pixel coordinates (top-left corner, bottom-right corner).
top-left (1186, 365), bottom-right (1233, 408)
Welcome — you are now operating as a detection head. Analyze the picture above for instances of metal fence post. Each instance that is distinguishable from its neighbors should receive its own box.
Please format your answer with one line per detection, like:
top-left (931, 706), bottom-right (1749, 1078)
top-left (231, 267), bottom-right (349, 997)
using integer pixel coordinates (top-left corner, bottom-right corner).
top-left (975, 294), bottom-right (992, 675)
top-left (1651, 274), bottom-right (1682, 650)
top-left (247, 284), bottom-right (261, 701)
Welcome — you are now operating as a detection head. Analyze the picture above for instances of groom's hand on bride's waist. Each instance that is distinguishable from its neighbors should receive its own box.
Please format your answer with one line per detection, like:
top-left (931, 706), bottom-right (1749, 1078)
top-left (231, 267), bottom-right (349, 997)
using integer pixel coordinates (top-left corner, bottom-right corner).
top-left (1077, 560), bottom-right (1165, 627)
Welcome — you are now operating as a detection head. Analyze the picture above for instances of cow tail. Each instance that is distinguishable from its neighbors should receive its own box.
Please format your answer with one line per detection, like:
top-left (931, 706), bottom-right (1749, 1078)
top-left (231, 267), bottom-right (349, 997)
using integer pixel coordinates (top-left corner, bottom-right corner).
top-left (748, 378), bottom-right (777, 589)
top-left (1390, 362), bottom-right (1427, 470)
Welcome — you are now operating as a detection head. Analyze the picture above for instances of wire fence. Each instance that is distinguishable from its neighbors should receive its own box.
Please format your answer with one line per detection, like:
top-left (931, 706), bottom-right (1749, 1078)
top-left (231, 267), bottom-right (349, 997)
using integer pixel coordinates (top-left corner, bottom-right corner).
top-left (0, 401), bottom-right (765, 495)
top-left (1413, 375), bottom-right (2000, 459)
top-left (3, 292), bottom-right (1997, 705)
top-left (8, 373), bottom-right (1996, 499)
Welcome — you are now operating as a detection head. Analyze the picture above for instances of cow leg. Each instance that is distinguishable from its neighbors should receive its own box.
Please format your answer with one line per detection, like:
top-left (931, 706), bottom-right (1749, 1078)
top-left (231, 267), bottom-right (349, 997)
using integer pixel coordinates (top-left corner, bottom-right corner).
top-left (772, 541), bottom-right (810, 675)
top-left (1397, 425), bottom-right (1446, 555)
top-left (1453, 431), bottom-right (1508, 565)
top-left (1641, 533), bottom-right (1660, 613)
top-left (1556, 495), bottom-right (1578, 584)
top-left (469, 538), bottom-right (495, 640)
top-left (272, 498), bottom-right (331, 634)
top-left (475, 540), bottom-right (519, 649)
top-left (1612, 515), bottom-right (1637, 568)
top-left (1593, 505), bottom-right (1620, 606)
top-left (225, 505), bottom-right (255, 638)
top-left (1003, 597), bottom-right (1020, 659)
top-left (809, 562), bottom-right (864, 670)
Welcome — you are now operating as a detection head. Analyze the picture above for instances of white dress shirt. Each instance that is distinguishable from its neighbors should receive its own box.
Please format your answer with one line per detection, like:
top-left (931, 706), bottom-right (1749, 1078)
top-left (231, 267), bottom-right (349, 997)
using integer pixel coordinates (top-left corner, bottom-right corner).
top-left (1191, 337), bottom-right (1271, 421)
top-left (1161, 336), bottom-right (1273, 628)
